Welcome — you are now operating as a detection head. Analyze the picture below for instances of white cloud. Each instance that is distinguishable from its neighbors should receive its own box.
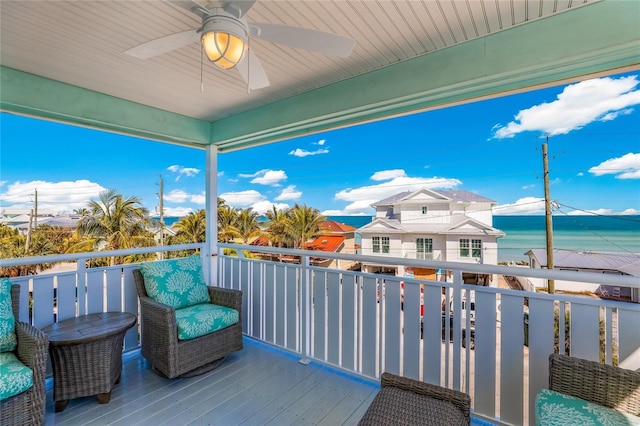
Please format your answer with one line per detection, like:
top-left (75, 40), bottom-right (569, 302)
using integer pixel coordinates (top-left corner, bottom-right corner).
top-left (492, 75), bottom-right (640, 139)
top-left (161, 206), bottom-right (194, 217)
top-left (0, 180), bottom-right (106, 213)
top-left (250, 201), bottom-right (289, 215)
top-left (190, 193), bottom-right (205, 205)
top-left (566, 208), bottom-right (639, 216)
top-left (577, 172), bottom-right (584, 177)
top-left (522, 184), bottom-right (535, 190)
top-left (239, 169), bottom-right (288, 186)
top-left (333, 171), bottom-right (462, 214)
top-left (316, 139), bottom-right (326, 146)
top-left (588, 152), bottom-right (640, 179)
top-left (164, 189), bottom-right (205, 205)
top-left (289, 148), bottom-right (329, 157)
top-left (164, 189), bottom-right (190, 203)
top-left (167, 165), bottom-right (200, 181)
top-left (219, 190), bottom-right (266, 207)
top-left (370, 169), bottom-right (406, 181)
top-left (275, 185), bottom-right (302, 201)
top-left (493, 197), bottom-right (545, 215)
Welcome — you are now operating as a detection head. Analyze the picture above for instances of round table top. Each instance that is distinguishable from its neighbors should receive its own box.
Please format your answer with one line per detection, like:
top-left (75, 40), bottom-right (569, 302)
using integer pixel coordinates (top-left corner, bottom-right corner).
top-left (42, 312), bottom-right (137, 346)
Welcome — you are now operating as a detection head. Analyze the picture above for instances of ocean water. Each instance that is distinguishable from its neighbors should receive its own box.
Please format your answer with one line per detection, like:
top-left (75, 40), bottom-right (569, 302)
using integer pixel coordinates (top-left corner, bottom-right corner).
top-left (327, 215), bottom-right (640, 263)
top-left (166, 215), bottom-right (640, 263)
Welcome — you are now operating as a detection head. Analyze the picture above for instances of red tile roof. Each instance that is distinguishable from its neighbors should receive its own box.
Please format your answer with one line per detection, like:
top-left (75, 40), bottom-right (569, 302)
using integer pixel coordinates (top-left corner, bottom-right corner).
top-left (320, 220), bottom-right (356, 233)
top-left (305, 235), bottom-right (345, 253)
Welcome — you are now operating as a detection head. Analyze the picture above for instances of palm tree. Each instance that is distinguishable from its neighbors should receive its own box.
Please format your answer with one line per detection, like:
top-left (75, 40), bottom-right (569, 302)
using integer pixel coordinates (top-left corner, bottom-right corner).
top-left (71, 189), bottom-right (152, 265)
top-left (174, 210), bottom-right (206, 243)
top-left (236, 208), bottom-right (262, 244)
top-left (285, 204), bottom-right (325, 249)
top-left (264, 205), bottom-right (289, 248)
top-left (217, 204), bottom-right (240, 242)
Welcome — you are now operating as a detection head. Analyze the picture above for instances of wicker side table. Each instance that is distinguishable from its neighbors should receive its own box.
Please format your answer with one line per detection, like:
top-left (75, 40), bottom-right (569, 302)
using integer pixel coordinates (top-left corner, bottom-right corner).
top-left (42, 312), bottom-right (136, 413)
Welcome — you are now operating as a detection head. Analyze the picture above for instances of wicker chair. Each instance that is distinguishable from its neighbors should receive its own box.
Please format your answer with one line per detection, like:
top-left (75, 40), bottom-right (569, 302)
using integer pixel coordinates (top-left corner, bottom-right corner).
top-left (359, 372), bottom-right (471, 425)
top-left (548, 353), bottom-right (640, 416)
top-left (132, 269), bottom-right (243, 379)
top-left (0, 285), bottom-right (49, 426)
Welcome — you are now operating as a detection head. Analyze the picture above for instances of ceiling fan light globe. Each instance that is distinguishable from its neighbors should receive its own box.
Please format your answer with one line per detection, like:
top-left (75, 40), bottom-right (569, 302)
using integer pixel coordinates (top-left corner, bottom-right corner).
top-left (202, 31), bottom-right (245, 69)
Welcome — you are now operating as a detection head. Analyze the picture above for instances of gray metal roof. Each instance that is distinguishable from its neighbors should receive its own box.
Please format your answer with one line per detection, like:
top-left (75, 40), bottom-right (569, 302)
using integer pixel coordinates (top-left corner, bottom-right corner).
top-left (371, 189), bottom-right (496, 207)
top-left (526, 249), bottom-right (640, 276)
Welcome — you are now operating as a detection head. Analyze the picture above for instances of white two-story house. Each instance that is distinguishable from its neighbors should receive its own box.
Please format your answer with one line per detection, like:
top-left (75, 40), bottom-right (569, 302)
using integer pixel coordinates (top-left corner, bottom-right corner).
top-left (358, 188), bottom-right (505, 286)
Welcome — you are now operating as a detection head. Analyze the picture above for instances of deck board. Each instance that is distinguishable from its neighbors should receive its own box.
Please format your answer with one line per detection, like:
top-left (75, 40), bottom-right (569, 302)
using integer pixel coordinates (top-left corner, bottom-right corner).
top-left (43, 337), bottom-right (379, 426)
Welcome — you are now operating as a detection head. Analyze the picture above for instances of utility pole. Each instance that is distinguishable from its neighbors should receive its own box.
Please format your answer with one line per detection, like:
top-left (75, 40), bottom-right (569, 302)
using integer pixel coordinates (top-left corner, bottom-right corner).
top-left (25, 209), bottom-right (33, 251)
top-left (34, 189), bottom-right (38, 229)
top-left (158, 176), bottom-right (165, 259)
top-left (543, 138), bottom-right (555, 293)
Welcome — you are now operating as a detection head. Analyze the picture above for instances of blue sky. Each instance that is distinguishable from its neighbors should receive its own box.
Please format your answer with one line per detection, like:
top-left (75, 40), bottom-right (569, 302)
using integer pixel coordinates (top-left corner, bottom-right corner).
top-left (1, 71), bottom-right (639, 218)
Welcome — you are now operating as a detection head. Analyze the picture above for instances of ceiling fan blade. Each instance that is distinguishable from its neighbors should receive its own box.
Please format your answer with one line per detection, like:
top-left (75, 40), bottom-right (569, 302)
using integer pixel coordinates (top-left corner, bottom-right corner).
top-left (169, 0), bottom-right (212, 19)
top-left (250, 23), bottom-right (355, 57)
top-left (223, 0), bottom-right (257, 19)
top-left (125, 29), bottom-right (200, 59)
top-left (236, 50), bottom-right (270, 90)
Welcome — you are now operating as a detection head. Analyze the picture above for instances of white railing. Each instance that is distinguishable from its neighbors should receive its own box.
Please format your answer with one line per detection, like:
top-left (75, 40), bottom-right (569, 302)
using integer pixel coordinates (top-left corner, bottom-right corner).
top-left (0, 244), bottom-right (204, 352)
top-left (2, 244), bottom-right (639, 425)
top-left (217, 243), bottom-right (640, 425)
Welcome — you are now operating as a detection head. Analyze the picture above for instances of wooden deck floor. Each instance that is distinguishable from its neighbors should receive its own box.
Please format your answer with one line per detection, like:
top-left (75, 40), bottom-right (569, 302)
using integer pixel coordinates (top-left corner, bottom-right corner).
top-left (43, 337), bottom-right (379, 425)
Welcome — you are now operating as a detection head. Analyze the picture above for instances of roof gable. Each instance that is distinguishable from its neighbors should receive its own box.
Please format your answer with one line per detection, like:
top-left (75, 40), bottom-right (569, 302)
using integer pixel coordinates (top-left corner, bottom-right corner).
top-left (444, 217), bottom-right (504, 236)
top-left (358, 218), bottom-right (404, 232)
top-left (398, 188), bottom-right (451, 203)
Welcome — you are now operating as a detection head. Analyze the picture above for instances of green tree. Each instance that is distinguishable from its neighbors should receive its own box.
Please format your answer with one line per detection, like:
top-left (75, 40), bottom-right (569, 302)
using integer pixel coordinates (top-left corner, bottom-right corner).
top-left (284, 204), bottom-right (325, 249)
top-left (264, 205), bottom-right (290, 248)
top-left (174, 210), bottom-right (206, 244)
top-left (236, 207), bottom-right (262, 244)
top-left (217, 204), bottom-right (240, 243)
top-left (70, 189), bottom-right (154, 265)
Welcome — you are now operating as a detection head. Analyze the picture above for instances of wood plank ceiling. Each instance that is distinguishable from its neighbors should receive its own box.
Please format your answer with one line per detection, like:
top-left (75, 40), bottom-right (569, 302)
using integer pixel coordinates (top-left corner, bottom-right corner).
top-left (0, 0), bottom-right (592, 123)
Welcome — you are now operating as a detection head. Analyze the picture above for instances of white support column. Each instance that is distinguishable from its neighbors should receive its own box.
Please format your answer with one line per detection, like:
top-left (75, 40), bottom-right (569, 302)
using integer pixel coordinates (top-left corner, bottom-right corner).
top-left (205, 144), bottom-right (219, 285)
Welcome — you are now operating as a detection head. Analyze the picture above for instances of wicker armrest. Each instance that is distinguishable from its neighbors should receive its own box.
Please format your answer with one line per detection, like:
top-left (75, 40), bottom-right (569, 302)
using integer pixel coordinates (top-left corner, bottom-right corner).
top-left (548, 353), bottom-right (640, 416)
top-left (208, 286), bottom-right (242, 312)
top-left (138, 296), bottom-right (179, 342)
top-left (381, 372), bottom-right (471, 423)
top-left (14, 321), bottom-right (49, 399)
top-left (14, 321), bottom-right (49, 370)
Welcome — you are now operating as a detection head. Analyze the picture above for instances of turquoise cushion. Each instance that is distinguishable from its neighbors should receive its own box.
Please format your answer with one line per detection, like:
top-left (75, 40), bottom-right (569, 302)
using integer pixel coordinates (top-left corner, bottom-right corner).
top-left (0, 278), bottom-right (17, 353)
top-left (536, 388), bottom-right (640, 426)
top-left (0, 352), bottom-right (33, 401)
top-left (139, 256), bottom-right (210, 309)
top-left (175, 303), bottom-right (239, 341)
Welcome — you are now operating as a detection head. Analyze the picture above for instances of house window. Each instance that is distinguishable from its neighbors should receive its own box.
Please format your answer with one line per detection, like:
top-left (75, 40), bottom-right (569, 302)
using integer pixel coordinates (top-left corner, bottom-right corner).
top-left (416, 238), bottom-right (432, 259)
top-left (421, 206), bottom-right (428, 214)
top-left (460, 239), bottom-right (482, 258)
top-left (472, 239), bottom-right (482, 258)
top-left (372, 236), bottom-right (390, 254)
top-left (459, 239), bottom-right (469, 257)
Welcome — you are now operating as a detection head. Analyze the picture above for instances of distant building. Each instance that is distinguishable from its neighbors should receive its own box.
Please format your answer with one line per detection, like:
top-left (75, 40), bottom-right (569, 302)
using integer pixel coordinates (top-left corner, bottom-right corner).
top-left (357, 188), bottom-right (504, 286)
top-left (526, 248), bottom-right (640, 302)
top-left (249, 220), bottom-right (359, 269)
top-left (0, 209), bottom-right (79, 235)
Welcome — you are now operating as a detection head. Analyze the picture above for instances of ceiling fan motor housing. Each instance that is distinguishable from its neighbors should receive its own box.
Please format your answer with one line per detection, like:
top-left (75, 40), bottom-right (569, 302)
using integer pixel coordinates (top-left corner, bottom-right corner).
top-left (201, 12), bottom-right (249, 69)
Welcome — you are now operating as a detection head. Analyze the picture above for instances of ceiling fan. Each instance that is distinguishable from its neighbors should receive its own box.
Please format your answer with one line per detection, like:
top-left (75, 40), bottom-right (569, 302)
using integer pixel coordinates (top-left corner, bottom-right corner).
top-left (125, 0), bottom-right (356, 91)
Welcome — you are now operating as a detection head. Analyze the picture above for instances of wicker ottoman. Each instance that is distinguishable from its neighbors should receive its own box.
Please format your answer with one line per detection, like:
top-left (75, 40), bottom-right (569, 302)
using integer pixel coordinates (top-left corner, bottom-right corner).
top-left (359, 373), bottom-right (470, 426)
top-left (42, 312), bottom-right (136, 413)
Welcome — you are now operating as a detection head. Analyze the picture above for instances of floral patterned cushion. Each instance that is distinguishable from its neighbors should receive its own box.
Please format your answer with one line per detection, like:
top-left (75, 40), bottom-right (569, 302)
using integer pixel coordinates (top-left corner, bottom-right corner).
top-left (175, 303), bottom-right (239, 341)
top-left (0, 278), bottom-right (17, 353)
top-left (535, 388), bottom-right (640, 426)
top-left (0, 352), bottom-right (33, 401)
top-left (139, 256), bottom-right (210, 310)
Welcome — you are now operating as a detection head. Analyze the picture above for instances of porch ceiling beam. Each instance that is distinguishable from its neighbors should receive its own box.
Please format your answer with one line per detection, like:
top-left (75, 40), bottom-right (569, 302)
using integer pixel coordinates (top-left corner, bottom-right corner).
top-left (0, 67), bottom-right (211, 148)
top-left (211, 0), bottom-right (640, 152)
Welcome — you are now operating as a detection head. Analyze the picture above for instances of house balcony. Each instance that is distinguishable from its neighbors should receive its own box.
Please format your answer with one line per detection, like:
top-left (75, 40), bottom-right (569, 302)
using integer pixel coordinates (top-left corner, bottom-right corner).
top-left (2, 244), bottom-right (639, 425)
